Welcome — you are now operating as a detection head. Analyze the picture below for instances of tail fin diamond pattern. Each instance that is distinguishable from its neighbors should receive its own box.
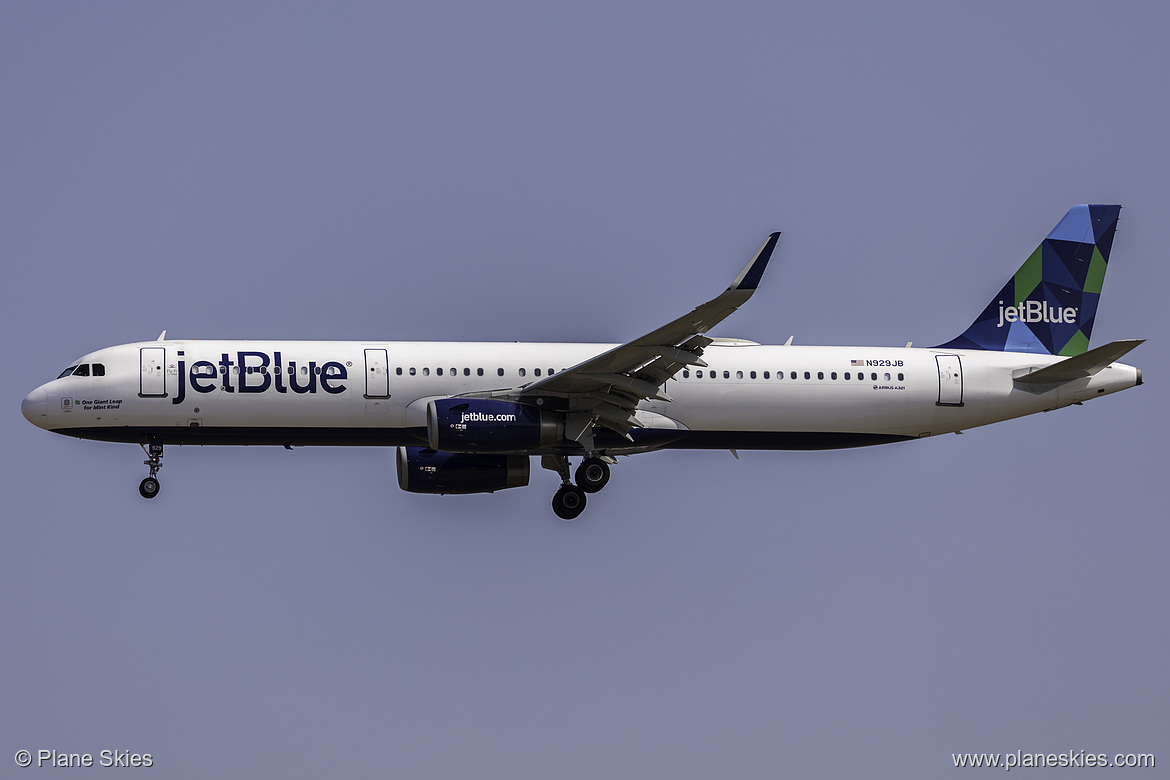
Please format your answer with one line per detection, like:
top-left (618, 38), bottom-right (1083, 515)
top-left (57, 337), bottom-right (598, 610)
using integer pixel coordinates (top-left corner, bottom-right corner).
top-left (937, 204), bottom-right (1121, 356)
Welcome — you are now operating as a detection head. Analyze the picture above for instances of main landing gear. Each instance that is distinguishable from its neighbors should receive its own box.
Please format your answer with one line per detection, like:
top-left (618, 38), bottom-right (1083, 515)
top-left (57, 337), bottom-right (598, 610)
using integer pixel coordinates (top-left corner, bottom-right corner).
top-left (575, 457), bottom-right (610, 493)
top-left (544, 455), bottom-right (613, 521)
top-left (552, 484), bottom-right (587, 521)
top-left (139, 440), bottom-right (163, 499)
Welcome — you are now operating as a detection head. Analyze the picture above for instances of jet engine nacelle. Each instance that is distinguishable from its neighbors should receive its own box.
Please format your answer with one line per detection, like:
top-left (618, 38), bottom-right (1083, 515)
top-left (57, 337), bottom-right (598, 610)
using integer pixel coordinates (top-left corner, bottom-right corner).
top-left (427, 398), bottom-right (562, 453)
top-left (396, 446), bottom-right (530, 494)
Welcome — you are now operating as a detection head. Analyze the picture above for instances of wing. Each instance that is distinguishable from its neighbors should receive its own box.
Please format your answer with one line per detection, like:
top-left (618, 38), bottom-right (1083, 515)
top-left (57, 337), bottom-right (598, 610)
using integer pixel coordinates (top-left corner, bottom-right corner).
top-left (511, 232), bottom-right (780, 441)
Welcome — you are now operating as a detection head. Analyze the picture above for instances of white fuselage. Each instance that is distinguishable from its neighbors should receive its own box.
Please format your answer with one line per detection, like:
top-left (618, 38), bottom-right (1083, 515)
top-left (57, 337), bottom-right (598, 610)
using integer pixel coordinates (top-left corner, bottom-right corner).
top-left (22, 339), bottom-right (1142, 452)
top-left (19, 209), bottom-right (1140, 516)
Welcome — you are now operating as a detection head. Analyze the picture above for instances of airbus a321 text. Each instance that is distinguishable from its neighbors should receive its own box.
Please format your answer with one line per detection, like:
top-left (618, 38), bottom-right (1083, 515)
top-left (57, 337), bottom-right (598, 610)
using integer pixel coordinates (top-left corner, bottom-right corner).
top-left (22, 205), bottom-right (1143, 519)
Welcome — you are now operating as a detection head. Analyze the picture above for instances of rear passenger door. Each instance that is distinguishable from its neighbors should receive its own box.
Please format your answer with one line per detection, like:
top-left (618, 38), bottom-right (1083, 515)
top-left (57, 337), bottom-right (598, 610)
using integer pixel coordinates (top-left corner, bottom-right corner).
top-left (936, 354), bottom-right (963, 406)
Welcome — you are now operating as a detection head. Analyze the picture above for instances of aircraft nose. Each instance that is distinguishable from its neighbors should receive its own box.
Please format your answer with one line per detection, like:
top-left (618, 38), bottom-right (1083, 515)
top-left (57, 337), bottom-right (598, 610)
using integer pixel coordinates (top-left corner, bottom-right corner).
top-left (21, 387), bottom-right (48, 429)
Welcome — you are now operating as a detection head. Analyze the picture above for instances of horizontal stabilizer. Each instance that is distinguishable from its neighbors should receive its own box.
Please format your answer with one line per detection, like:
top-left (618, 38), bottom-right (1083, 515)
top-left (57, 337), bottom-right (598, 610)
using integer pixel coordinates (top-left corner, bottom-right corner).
top-left (1013, 339), bottom-right (1144, 385)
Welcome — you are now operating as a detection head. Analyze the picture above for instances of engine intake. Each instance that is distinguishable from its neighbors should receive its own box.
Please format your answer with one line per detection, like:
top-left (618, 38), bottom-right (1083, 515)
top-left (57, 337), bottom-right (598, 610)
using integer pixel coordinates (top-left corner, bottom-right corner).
top-left (396, 447), bottom-right (530, 494)
top-left (427, 398), bottom-right (562, 453)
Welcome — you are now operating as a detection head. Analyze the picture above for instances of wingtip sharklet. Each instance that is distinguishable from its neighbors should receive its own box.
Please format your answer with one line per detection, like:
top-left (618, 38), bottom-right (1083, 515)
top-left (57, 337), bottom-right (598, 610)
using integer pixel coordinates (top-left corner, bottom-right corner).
top-left (729, 232), bottom-right (780, 292)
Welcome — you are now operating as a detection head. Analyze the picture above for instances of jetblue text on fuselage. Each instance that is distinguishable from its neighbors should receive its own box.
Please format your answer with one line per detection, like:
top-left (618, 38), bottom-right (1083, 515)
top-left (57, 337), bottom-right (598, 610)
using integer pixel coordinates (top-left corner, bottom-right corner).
top-left (172, 351), bottom-right (348, 404)
top-left (461, 411), bottom-right (518, 423)
top-left (996, 300), bottom-right (1078, 328)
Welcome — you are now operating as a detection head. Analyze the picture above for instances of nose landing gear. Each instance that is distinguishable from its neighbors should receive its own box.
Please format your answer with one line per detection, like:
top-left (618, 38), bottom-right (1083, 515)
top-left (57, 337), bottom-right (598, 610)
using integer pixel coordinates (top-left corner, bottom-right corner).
top-left (138, 440), bottom-right (163, 499)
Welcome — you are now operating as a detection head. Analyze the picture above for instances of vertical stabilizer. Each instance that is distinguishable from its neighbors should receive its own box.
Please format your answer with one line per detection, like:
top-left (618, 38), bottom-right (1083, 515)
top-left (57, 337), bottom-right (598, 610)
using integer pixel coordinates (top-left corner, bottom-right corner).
top-left (936, 204), bottom-right (1121, 355)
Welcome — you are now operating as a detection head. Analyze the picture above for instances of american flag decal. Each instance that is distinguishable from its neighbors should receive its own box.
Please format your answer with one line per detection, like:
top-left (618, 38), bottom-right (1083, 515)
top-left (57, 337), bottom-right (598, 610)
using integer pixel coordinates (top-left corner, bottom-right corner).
top-left (850, 359), bottom-right (864, 366)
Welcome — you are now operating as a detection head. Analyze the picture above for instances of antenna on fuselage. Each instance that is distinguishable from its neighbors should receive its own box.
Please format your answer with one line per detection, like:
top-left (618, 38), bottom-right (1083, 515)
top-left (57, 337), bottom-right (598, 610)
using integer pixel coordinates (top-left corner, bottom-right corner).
top-left (156, 330), bottom-right (166, 341)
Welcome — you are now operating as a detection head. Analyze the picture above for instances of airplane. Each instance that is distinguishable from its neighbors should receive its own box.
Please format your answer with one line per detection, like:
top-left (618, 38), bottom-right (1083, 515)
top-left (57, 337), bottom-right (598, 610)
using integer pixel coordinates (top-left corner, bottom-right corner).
top-left (21, 204), bottom-right (1143, 520)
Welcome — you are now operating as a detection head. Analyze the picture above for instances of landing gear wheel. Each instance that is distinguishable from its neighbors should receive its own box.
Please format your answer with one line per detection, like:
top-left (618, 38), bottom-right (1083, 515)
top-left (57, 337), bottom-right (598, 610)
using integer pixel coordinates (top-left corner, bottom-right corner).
top-left (552, 485), bottom-right (587, 521)
top-left (139, 440), bottom-right (164, 499)
top-left (139, 477), bottom-right (160, 499)
top-left (575, 458), bottom-right (610, 494)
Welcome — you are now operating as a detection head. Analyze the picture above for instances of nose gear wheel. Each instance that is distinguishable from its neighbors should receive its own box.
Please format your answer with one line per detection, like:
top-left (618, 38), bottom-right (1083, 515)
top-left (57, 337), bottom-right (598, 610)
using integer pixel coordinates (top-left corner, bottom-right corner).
top-left (139, 477), bottom-right (160, 498)
top-left (138, 440), bottom-right (164, 499)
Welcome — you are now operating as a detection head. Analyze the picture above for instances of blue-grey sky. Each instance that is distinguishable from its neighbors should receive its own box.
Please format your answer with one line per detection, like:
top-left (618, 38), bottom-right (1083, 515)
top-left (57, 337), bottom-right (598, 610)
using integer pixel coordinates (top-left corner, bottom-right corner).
top-left (2, 2), bottom-right (1166, 777)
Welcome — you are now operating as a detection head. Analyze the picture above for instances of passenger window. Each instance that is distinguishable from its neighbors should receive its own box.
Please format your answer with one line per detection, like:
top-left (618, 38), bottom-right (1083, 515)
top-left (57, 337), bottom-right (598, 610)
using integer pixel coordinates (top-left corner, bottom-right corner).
top-left (791, 372), bottom-right (797, 380)
top-left (548, 368), bottom-right (554, 375)
top-left (464, 368), bottom-right (471, 376)
top-left (736, 370), bottom-right (744, 379)
top-left (831, 372), bottom-right (837, 380)
top-left (683, 370), bottom-right (690, 378)
top-left (804, 371), bottom-right (810, 380)
top-left (422, 367), bottom-right (430, 376)
top-left (884, 372), bottom-right (891, 381)
top-left (476, 368), bottom-right (483, 376)
top-left (519, 368), bottom-right (526, 377)
top-left (763, 371), bottom-right (770, 379)
top-left (750, 371), bottom-right (756, 379)
top-left (92, 363), bottom-right (105, 376)
top-left (74, 364), bottom-right (91, 377)
top-left (409, 367), bottom-right (417, 376)
top-left (723, 370), bottom-right (730, 379)
top-left (534, 368), bottom-right (542, 377)
top-left (396, 367), bottom-right (403, 375)
top-left (898, 373), bottom-right (904, 381)
top-left (845, 372), bottom-right (850, 380)
top-left (497, 368), bottom-right (504, 377)
top-left (817, 371), bottom-right (824, 380)
top-left (437, 368), bottom-right (444, 376)
top-left (871, 373), bottom-right (877, 380)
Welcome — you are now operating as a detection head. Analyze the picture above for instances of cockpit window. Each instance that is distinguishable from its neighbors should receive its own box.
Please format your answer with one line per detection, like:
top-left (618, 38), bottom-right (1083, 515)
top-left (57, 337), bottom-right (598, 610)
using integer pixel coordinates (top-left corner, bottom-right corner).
top-left (92, 363), bottom-right (105, 377)
top-left (57, 365), bottom-right (78, 379)
top-left (73, 364), bottom-right (91, 377)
